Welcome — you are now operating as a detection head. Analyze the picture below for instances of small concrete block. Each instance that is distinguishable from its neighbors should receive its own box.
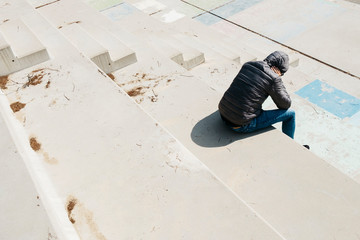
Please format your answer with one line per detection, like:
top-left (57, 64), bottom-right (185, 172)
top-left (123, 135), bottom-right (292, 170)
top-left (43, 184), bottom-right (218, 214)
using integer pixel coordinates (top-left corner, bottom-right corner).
top-left (181, 51), bottom-right (205, 70)
top-left (80, 22), bottom-right (137, 70)
top-left (0, 19), bottom-right (50, 76)
top-left (60, 23), bottom-right (136, 73)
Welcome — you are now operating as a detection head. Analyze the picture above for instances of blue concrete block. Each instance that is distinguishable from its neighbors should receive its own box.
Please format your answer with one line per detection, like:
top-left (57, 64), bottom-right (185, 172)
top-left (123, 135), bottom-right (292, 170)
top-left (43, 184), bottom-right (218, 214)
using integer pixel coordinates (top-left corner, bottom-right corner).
top-left (296, 80), bottom-right (360, 119)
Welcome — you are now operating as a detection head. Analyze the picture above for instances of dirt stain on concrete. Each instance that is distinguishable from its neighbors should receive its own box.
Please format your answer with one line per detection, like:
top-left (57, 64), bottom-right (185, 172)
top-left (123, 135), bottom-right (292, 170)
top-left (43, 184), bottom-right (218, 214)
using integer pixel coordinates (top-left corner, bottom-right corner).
top-left (24, 69), bottom-right (46, 87)
top-left (127, 86), bottom-right (145, 97)
top-left (0, 75), bottom-right (9, 89)
top-left (66, 197), bottom-right (77, 224)
top-left (10, 101), bottom-right (26, 112)
top-left (107, 73), bottom-right (115, 80)
top-left (30, 137), bottom-right (41, 151)
top-left (66, 196), bottom-right (107, 240)
top-left (43, 152), bottom-right (58, 165)
top-left (68, 20), bottom-right (81, 25)
top-left (45, 80), bottom-right (51, 88)
top-left (35, 0), bottom-right (60, 9)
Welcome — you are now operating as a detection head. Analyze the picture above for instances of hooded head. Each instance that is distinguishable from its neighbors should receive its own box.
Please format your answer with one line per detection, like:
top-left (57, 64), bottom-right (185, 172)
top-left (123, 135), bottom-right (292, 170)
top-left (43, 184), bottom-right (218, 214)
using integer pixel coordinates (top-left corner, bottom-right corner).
top-left (264, 51), bottom-right (289, 75)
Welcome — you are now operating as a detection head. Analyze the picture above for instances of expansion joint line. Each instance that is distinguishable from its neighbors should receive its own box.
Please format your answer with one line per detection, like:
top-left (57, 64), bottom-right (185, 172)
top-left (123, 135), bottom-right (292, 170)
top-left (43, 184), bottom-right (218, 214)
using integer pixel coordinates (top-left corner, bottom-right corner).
top-left (181, 0), bottom-right (360, 81)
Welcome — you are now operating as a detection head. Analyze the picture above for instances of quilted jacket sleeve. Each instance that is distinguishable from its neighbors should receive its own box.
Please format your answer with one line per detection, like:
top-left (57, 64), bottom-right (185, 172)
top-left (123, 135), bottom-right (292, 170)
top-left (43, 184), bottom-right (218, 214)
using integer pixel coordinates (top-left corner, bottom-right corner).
top-left (268, 77), bottom-right (291, 109)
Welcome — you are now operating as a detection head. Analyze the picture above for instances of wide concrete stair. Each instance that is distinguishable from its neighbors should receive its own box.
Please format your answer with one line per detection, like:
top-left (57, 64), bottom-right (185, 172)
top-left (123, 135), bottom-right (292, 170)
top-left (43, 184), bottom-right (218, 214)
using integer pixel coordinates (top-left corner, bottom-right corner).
top-left (1, 0), bottom-right (360, 239)
top-left (0, 1), bottom-right (283, 239)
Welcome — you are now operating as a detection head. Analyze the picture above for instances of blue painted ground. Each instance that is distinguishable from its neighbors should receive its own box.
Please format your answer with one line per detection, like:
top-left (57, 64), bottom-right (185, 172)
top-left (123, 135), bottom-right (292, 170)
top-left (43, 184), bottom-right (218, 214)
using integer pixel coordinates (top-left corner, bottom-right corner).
top-left (101, 2), bottom-right (136, 20)
top-left (195, 0), bottom-right (263, 25)
top-left (296, 79), bottom-right (360, 119)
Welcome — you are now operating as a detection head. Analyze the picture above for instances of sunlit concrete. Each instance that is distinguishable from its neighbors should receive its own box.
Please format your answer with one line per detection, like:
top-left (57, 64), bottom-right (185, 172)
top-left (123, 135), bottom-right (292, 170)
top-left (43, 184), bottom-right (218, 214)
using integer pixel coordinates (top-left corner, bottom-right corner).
top-left (1, 0), bottom-right (360, 239)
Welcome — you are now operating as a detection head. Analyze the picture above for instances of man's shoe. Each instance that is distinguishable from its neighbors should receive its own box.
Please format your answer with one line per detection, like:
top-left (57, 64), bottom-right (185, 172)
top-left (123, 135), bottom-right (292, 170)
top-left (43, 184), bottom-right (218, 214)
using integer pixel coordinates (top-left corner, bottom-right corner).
top-left (303, 145), bottom-right (310, 150)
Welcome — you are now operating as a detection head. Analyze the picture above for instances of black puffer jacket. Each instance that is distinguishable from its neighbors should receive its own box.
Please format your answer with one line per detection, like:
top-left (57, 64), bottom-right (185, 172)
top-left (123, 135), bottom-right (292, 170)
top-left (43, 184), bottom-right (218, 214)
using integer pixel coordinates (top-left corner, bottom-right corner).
top-left (218, 51), bottom-right (291, 126)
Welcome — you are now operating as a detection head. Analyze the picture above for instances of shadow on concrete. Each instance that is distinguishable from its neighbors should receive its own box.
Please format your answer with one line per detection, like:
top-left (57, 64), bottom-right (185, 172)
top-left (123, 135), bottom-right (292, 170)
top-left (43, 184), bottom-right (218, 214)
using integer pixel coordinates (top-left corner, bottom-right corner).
top-left (191, 110), bottom-right (274, 148)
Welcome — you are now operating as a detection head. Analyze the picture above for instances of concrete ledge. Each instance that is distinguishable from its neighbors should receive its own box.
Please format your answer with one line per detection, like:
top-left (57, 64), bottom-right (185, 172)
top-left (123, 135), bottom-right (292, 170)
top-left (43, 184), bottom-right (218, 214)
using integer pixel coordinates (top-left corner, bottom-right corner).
top-left (0, 19), bottom-right (50, 76)
top-left (60, 23), bottom-right (137, 73)
top-left (80, 22), bottom-right (137, 71)
top-left (168, 37), bottom-right (205, 70)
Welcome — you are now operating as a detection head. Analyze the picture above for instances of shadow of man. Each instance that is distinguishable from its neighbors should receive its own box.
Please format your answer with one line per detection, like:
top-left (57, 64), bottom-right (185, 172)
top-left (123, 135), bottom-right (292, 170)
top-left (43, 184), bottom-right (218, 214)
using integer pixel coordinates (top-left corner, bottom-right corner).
top-left (191, 110), bottom-right (274, 148)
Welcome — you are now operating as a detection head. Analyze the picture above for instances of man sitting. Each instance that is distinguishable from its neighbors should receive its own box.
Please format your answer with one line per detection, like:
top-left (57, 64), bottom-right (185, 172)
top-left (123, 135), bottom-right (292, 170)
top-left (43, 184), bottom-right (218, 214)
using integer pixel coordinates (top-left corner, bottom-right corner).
top-left (219, 51), bottom-right (296, 139)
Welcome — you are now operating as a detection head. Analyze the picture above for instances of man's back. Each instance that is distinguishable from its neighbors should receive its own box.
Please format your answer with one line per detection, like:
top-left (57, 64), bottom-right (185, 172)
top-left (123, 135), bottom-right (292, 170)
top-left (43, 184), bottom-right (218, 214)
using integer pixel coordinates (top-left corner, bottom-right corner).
top-left (219, 51), bottom-right (291, 126)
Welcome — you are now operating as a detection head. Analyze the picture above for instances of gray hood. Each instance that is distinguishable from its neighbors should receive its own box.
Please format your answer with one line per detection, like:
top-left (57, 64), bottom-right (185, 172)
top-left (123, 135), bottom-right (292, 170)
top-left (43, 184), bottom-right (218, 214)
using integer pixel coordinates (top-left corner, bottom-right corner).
top-left (264, 51), bottom-right (289, 75)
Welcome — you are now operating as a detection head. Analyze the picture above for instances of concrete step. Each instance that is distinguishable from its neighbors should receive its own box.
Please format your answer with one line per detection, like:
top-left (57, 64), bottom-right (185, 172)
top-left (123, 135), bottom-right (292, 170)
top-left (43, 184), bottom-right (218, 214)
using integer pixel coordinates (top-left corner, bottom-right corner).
top-left (113, 53), bottom-right (360, 240)
top-left (60, 22), bottom-right (137, 73)
top-left (0, 111), bottom-right (57, 240)
top-left (0, 19), bottom-right (50, 76)
top-left (80, 22), bottom-right (137, 72)
top-left (0, 3), bottom-right (284, 239)
top-left (149, 34), bottom-right (205, 70)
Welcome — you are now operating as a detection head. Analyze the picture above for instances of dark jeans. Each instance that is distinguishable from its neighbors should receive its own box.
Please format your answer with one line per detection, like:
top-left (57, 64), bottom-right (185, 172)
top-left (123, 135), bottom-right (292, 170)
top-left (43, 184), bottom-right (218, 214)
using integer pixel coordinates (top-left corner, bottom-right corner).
top-left (229, 109), bottom-right (296, 138)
